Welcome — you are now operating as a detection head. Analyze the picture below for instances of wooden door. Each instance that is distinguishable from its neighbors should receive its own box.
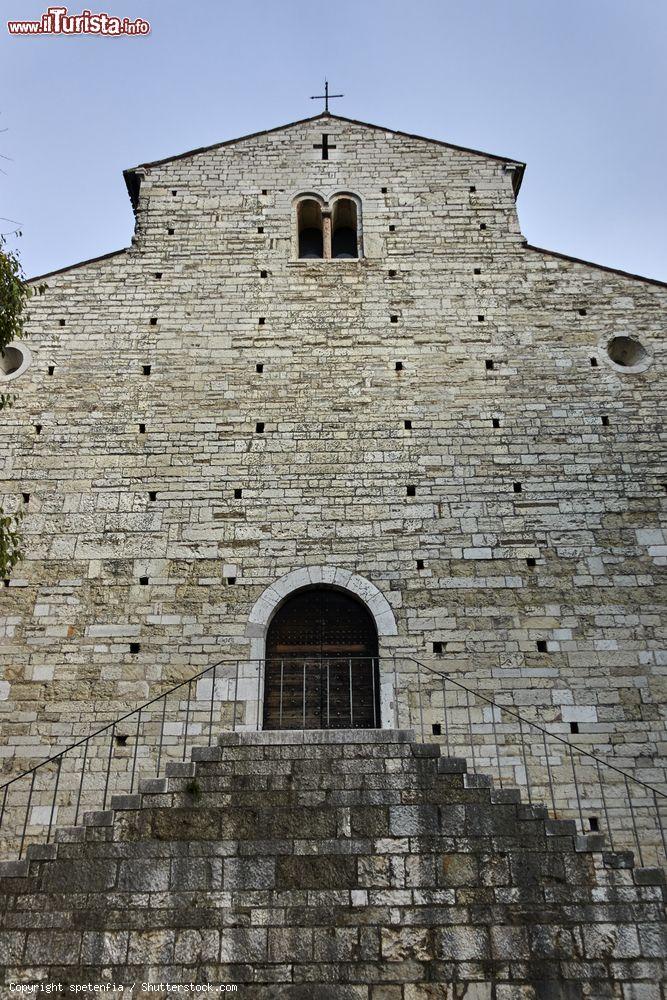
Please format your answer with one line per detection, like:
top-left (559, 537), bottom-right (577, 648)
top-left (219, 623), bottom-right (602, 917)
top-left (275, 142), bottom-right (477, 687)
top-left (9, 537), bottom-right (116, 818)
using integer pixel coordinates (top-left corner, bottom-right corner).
top-left (263, 586), bottom-right (380, 730)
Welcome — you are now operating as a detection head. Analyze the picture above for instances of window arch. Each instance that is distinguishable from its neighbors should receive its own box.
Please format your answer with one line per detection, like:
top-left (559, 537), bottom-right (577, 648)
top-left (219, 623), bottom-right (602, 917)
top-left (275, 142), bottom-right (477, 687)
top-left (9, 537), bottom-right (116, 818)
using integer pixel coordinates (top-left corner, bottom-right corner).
top-left (293, 192), bottom-right (362, 261)
top-left (331, 196), bottom-right (359, 259)
top-left (297, 197), bottom-right (324, 259)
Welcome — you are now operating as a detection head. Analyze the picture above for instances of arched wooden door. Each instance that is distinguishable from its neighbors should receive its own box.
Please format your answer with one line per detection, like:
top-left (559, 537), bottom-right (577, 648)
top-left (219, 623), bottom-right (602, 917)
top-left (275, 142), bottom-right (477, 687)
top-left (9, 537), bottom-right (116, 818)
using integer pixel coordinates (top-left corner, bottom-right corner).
top-left (263, 586), bottom-right (380, 730)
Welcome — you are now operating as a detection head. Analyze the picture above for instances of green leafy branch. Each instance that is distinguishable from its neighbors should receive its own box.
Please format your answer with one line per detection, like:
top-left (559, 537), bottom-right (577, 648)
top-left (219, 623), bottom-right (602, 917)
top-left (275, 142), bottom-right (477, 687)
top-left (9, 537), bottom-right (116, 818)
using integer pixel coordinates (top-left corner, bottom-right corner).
top-left (0, 234), bottom-right (33, 579)
top-left (0, 233), bottom-right (30, 355)
top-left (0, 507), bottom-right (24, 580)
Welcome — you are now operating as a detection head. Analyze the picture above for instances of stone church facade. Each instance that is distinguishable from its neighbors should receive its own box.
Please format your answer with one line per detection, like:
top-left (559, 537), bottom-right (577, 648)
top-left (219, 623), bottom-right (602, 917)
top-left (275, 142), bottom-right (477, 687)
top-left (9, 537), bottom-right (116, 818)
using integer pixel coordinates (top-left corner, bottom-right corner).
top-left (0, 112), bottom-right (665, 994)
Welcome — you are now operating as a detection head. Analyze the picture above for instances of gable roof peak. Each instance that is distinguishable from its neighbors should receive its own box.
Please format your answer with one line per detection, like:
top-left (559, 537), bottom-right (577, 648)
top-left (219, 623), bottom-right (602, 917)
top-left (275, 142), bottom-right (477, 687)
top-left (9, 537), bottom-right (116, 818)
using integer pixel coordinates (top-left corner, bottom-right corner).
top-left (123, 112), bottom-right (525, 209)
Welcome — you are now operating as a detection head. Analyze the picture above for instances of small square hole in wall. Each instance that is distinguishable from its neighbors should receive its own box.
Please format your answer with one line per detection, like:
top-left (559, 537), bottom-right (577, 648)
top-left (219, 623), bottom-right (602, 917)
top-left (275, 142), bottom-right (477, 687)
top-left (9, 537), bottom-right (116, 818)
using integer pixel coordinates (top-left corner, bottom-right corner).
top-left (388, 269), bottom-right (397, 277)
top-left (432, 641), bottom-right (444, 656)
top-left (139, 577), bottom-right (149, 586)
top-left (48, 365), bottom-right (55, 376)
top-left (492, 418), bottom-right (500, 428)
top-left (149, 317), bottom-right (157, 326)
top-left (22, 493), bottom-right (30, 504)
top-left (255, 422), bottom-right (265, 434)
top-left (578, 308), bottom-right (587, 316)
top-left (513, 482), bottom-right (522, 493)
top-left (381, 187), bottom-right (388, 193)
top-left (129, 643), bottom-right (141, 654)
top-left (171, 190), bottom-right (177, 196)
top-left (480, 223), bottom-right (487, 230)
top-left (536, 640), bottom-right (547, 652)
top-left (155, 272), bottom-right (162, 279)
top-left (469, 185), bottom-right (477, 193)
top-left (139, 423), bottom-right (146, 434)
top-left (261, 189), bottom-right (268, 195)
top-left (570, 722), bottom-right (579, 734)
top-left (59, 319), bottom-right (65, 327)
top-left (115, 733), bottom-right (129, 746)
top-left (260, 270), bottom-right (267, 278)
top-left (389, 225), bottom-right (396, 232)
top-left (590, 357), bottom-right (598, 367)
top-left (167, 228), bottom-right (175, 235)
top-left (227, 576), bottom-right (236, 585)
top-left (404, 419), bottom-right (412, 430)
top-left (395, 361), bottom-right (403, 371)
top-left (234, 488), bottom-right (243, 499)
top-left (474, 267), bottom-right (481, 275)
top-left (257, 226), bottom-right (264, 233)
top-left (390, 315), bottom-right (398, 323)
top-left (3, 579), bottom-right (9, 588)
top-left (589, 816), bottom-right (599, 832)
top-left (407, 485), bottom-right (416, 496)
top-left (478, 315), bottom-right (485, 322)
top-left (432, 723), bottom-right (442, 735)
top-left (258, 317), bottom-right (265, 325)
top-left (485, 359), bottom-right (494, 371)
top-left (526, 557), bottom-right (536, 568)
top-left (416, 559), bottom-right (424, 570)
top-left (142, 365), bottom-right (152, 376)
top-left (35, 424), bottom-right (42, 435)
top-left (148, 491), bottom-right (157, 502)
top-left (601, 415), bottom-right (609, 426)
top-left (256, 363), bottom-right (264, 373)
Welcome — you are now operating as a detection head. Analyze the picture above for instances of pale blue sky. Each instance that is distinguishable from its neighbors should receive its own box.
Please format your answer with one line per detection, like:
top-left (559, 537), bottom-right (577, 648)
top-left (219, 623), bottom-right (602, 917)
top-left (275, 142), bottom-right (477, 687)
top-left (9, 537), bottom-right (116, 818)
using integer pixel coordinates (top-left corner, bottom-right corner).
top-left (3, 0), bottom-right (666, 281)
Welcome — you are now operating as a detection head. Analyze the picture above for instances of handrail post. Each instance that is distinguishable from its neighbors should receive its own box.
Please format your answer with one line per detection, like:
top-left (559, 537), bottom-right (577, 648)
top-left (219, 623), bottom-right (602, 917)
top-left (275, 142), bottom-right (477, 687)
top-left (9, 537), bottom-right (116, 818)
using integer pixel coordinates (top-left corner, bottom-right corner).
top-left (19, 770), bottom-right (36, 860)
top-left (416, 659), bottom-right (425, 743)
top-left (74, 739), bottom-right (89, 827)
top-left (130, 709), bottom-right (142, 793)
top-left (232, 661), bottom-right (240, 732)
top-left (102, 724), bottom-right (115, 811)
top-left (208, 663), bottom-right (217, 746)
top-left (46, 757), bottom-right (62, 844)
top-left (441, 677), bottom-right (450, 757)
top-left (302, 660), bottom-right (306, 730)
top-left (156, 697), bottom-right (166, 778)
top-left (371, 657), bottom-right (377, 728)
top-left (393, 659), bottom-right (399, 730)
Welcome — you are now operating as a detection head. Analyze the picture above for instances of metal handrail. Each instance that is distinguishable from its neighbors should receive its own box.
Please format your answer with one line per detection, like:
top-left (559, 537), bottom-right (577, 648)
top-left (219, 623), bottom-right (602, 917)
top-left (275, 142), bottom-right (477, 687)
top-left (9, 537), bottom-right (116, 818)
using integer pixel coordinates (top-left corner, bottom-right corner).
top-left (406, 656), bottom-right (667, 800)
top-left (0, 654), bottom-right (664, 868)
top-left (401, 655), bottom-right (667, 867)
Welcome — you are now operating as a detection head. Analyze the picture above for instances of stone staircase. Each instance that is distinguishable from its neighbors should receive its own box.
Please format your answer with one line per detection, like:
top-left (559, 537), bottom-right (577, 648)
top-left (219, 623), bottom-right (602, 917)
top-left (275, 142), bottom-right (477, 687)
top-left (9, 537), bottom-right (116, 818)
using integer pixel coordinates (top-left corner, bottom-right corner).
top-left (0, 729), bottom-right (665, 998)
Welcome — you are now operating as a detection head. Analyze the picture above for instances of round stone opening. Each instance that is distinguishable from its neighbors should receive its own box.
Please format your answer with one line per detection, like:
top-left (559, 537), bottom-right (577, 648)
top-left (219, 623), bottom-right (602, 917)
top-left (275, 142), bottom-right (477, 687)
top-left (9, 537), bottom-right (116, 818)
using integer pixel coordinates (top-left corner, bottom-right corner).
top-left (0, 345), bottom-right (26, 378)
top-left (606, 336), bottom-right (649, 369)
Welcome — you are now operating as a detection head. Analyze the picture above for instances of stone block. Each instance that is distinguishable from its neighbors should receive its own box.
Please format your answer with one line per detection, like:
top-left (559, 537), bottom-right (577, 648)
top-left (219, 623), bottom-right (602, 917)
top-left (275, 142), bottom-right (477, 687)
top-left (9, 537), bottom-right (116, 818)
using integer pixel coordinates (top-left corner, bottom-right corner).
top-left (224, 857), bottom-right (275, 889)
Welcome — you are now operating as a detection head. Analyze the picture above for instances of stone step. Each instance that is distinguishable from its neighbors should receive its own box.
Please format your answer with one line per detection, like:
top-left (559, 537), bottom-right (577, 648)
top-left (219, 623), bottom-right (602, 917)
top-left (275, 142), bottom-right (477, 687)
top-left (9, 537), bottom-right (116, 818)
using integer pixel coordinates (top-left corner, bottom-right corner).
top-left (217, 728), bottom-right (415, 747)
top-left (138, 777), bottom-right (168, 794)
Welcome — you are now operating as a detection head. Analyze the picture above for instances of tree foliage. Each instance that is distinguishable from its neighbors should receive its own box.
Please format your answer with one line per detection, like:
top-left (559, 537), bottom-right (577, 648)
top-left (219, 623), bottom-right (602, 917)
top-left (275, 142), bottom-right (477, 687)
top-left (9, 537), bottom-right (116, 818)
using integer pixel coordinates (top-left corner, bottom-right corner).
top-left (0, 233), bottom-right (30, 355)
top-left (0, 235), bottom-right (31, 579)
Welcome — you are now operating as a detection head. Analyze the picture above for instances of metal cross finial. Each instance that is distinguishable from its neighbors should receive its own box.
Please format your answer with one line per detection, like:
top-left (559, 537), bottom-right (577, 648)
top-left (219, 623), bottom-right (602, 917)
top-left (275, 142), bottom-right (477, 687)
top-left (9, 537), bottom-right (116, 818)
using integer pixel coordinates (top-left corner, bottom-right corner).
top-left (310, 80), bottom-right (343, 114)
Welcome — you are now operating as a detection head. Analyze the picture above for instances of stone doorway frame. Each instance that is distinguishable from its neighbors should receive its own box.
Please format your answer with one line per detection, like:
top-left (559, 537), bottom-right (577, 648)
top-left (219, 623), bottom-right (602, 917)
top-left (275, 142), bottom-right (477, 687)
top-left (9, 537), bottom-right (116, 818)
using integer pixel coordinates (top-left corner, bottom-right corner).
top-left (245, 567), bottom-right (398, 729)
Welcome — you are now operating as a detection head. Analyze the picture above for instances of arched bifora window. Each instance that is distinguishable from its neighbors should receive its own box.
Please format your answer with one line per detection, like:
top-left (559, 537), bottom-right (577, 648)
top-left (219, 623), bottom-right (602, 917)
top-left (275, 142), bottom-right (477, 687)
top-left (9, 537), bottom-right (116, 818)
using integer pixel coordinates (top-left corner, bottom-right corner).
top-left (294, 192), bottom-right (362, 261)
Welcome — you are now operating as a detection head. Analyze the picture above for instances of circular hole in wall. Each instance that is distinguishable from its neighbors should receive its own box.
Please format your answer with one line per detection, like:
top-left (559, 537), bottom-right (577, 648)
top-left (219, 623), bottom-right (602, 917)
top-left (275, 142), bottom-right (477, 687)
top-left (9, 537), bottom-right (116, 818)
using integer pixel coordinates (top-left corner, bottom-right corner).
top-left (0, 344), bottom-right (30, 380)
top-left (605, 336), bottom-right (650, 371)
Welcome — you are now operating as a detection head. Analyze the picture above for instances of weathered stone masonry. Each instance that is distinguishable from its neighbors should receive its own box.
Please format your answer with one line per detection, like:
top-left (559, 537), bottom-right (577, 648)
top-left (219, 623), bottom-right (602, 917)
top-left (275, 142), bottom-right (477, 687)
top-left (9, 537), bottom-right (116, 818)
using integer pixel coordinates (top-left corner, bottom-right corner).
top-left (1, 730), bottom-right (666, 996)
top-left (0, 112), bottom-right (666, 837)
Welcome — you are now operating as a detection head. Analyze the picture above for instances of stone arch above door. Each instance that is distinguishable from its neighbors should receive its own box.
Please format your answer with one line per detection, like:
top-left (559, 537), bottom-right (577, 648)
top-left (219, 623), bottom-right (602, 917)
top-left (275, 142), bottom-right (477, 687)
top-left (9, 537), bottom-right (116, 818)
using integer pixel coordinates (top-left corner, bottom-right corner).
top-left (245, 567), bottom-right (398, 651)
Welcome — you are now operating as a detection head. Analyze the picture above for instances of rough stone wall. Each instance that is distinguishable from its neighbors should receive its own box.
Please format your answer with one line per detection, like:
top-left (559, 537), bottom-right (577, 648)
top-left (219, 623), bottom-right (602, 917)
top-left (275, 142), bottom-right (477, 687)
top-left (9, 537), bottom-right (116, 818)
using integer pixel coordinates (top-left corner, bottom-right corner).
top-left (1, 730), bottom-right (665, 997)
top-left (0, 115), bottom-right (666, 843)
